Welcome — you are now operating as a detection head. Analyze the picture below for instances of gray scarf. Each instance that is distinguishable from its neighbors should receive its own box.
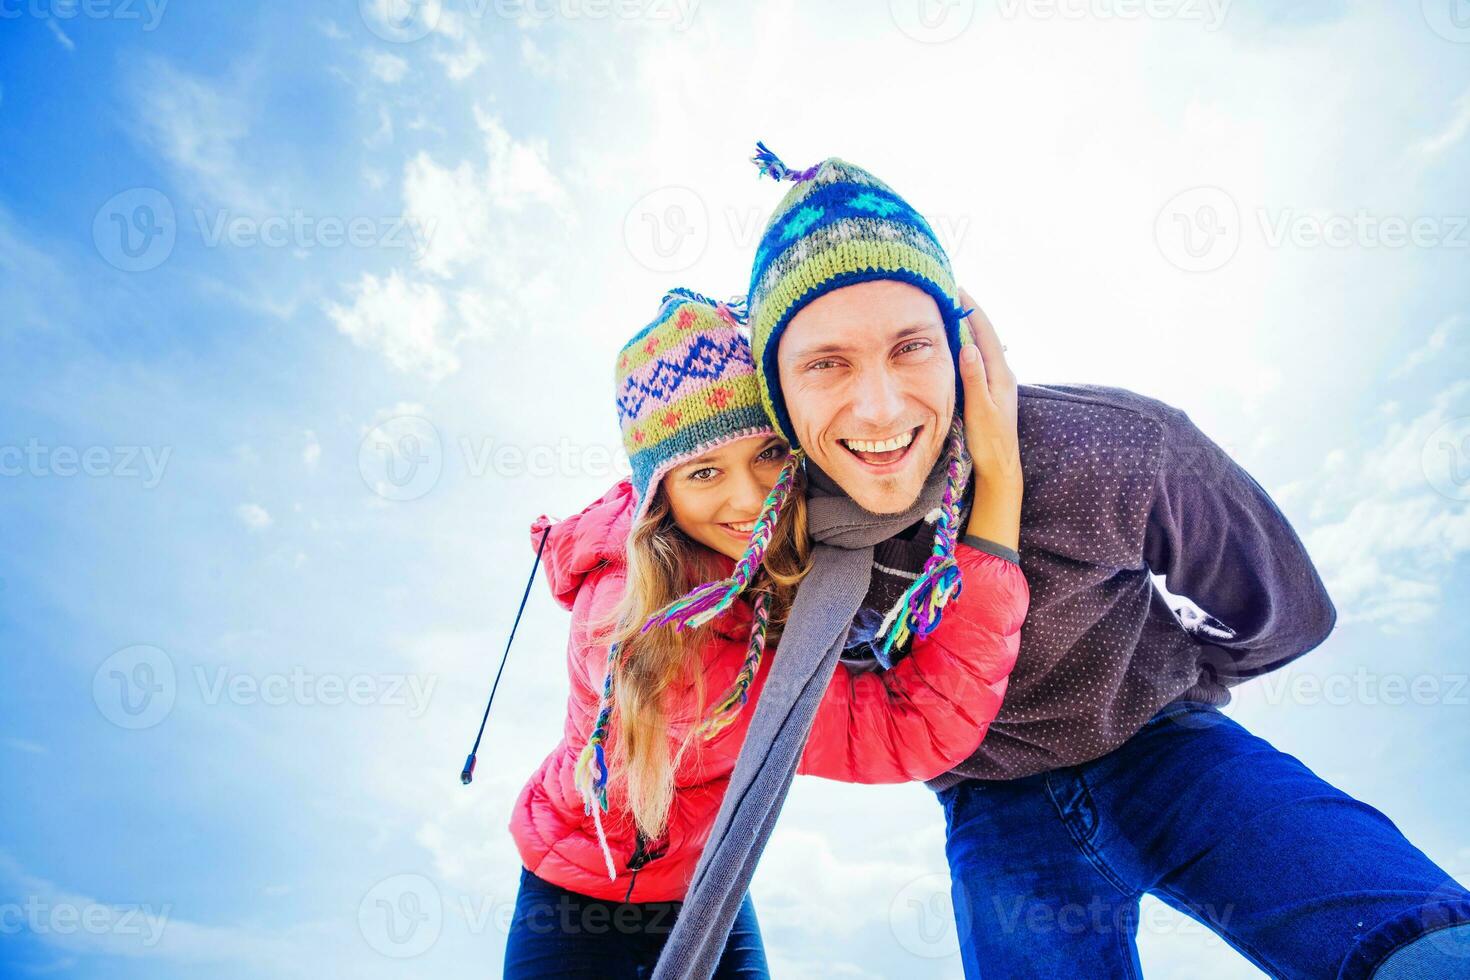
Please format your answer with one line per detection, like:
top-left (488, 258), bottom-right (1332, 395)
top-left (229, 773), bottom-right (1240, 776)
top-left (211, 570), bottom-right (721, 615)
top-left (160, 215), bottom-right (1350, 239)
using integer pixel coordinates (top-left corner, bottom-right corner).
top-left (652, 451), bottom-right (968, 979)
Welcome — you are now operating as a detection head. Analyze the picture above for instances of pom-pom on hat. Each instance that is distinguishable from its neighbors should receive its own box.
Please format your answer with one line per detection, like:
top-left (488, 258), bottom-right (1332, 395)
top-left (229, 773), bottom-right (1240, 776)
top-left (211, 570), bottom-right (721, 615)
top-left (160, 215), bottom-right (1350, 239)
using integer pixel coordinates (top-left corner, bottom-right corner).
top-left (745, 142), bottom-right (975, 450)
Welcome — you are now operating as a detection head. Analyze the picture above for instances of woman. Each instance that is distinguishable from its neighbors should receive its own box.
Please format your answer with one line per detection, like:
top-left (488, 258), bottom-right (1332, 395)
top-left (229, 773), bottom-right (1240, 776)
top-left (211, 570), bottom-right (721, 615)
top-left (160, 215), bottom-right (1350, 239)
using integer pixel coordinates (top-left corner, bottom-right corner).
top-left (502, 289), bottom-right (1029, 978)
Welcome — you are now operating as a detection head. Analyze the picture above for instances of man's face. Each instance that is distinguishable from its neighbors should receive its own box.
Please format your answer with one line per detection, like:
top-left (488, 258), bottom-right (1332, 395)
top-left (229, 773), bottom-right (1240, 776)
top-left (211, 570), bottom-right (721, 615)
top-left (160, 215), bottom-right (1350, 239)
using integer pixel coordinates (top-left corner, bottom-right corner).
top-left (776, 280), bottom-right (956, 514)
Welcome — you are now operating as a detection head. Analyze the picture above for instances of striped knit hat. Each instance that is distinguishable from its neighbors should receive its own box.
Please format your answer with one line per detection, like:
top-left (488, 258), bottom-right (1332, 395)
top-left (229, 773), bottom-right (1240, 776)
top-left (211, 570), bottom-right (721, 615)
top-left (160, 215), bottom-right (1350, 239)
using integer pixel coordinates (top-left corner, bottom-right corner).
top-left (746, 142), bottom-right (976, 449)
top-left (575, 287), bottom-right (804, 878)
top-left (745, 143), bottom-right (974, 660)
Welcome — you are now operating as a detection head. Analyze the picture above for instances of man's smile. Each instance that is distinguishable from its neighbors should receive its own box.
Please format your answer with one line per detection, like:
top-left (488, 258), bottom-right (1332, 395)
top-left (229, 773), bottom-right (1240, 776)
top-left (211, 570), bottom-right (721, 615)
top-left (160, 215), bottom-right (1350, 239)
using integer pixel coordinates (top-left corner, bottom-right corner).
top-left (838, 425), bottom-right (922, 469)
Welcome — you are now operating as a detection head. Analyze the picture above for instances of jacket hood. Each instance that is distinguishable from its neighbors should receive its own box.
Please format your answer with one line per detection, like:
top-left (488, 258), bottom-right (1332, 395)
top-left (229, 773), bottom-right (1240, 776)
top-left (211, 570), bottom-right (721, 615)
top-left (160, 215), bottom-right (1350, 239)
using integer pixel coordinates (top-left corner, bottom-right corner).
top-left (531, 480), bottom-right (636, 610)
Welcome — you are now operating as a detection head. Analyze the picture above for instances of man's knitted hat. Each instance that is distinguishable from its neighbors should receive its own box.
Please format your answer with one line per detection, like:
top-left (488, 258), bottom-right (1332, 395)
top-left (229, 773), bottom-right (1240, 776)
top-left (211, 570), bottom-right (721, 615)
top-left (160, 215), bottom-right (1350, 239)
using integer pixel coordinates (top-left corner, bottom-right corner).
top-left (615, 287), bottom-right (773, 525)
top-left (744, 143), bottom-right (976, 662)
top-left (745, 142), bottom-right (975, 450)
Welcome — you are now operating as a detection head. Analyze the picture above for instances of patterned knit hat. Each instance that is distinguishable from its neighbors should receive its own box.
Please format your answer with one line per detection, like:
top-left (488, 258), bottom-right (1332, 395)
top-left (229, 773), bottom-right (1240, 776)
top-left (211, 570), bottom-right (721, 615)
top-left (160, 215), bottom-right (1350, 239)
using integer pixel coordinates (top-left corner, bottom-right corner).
top-left (615, 286), bottom-right (773, 524)
top-left (745, 143), bottom-right (975, 660)
top-left (614, 285), bottom-right (803, 637)
top-left (746, 142), bottom-right (976, 449)
top-left (575, 288), bottom-right (804, 878)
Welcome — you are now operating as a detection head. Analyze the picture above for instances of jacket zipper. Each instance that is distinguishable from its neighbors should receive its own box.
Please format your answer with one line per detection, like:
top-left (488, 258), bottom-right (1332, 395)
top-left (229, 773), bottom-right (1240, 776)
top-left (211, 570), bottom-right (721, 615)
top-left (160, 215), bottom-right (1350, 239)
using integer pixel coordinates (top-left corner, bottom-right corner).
top-left (623, 829), bottom-right (668, 903)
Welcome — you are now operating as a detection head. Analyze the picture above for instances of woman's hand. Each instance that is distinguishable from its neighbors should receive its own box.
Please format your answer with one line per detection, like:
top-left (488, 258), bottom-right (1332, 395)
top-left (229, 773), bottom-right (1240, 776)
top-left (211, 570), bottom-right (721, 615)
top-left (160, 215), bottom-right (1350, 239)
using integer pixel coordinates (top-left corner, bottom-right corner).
top-left (956, 287), bottom-right (1023, 552)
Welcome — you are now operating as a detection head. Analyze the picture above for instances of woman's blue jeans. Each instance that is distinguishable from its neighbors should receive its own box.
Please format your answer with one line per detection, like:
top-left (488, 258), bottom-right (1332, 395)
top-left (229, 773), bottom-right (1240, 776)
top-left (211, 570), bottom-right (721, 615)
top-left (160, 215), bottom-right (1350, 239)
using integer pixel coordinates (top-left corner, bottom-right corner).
top-left (502, 866), bottom-right (770, 979)
top-left (937, 701), bottom-right (1470, 979)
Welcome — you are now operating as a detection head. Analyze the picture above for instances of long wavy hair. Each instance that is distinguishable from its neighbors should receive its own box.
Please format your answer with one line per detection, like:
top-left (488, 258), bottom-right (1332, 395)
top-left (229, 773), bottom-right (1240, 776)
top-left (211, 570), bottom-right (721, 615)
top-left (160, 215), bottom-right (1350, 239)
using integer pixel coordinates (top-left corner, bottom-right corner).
top-left (590, 467), bottom-right (810, 841)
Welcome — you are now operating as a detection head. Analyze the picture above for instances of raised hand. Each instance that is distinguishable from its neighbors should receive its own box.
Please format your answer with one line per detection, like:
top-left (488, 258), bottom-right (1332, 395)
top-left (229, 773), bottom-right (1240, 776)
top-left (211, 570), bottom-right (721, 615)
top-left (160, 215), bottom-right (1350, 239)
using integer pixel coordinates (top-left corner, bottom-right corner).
top-left (956, 287), bottom-right (1023, 552)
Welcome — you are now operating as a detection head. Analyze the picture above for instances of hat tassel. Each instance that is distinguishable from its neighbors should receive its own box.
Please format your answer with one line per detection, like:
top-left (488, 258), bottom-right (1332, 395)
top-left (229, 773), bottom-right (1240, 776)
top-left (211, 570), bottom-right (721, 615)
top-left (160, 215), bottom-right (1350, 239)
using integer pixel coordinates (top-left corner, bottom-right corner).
top-left (876, 419), bottom-right (970, 658)
top-left (751, 141), bottom-right (819, 183)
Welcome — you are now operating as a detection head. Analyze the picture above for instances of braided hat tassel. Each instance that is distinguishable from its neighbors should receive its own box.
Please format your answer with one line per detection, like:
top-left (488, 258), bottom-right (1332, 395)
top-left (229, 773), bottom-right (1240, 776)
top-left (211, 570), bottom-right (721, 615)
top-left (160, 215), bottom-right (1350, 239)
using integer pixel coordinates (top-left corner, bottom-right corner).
top-left (751, 141), bottom-right (820, 183)
top-left (875, 419), bottom-right (971, 659)
top-left (641, 450), bottom-right (802, 634)
top-left (695, 592), bottom-right (770, 740)
top-left (572, 640), bottom-right (621, 881)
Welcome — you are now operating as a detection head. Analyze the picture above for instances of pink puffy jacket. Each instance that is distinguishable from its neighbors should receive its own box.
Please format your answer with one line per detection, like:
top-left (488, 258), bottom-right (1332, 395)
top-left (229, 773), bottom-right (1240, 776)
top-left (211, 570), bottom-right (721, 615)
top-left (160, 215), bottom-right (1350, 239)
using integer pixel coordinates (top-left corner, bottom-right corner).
top-left (508, 480), bottom-right (1028, 903)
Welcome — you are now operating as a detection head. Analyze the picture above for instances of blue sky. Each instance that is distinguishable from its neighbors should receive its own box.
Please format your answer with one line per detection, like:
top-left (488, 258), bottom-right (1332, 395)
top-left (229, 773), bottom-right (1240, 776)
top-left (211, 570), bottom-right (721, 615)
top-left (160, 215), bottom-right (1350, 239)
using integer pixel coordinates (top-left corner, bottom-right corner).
top-left (2, 1), bottom-right (1468, 977)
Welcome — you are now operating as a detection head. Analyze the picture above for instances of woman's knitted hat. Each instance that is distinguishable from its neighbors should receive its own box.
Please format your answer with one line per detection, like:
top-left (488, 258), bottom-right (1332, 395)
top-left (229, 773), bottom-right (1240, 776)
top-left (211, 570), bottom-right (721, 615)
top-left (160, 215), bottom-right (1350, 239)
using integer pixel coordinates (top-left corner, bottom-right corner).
top-left (614, 286), bottom-right (804, 639)
top-left (744, 143), bottom-right (975, 660)
top-left (576, 288), bottom-right (804, 878)
top-left (616, 287), bottom-right (772, 524)
top-left (745, 142), bottom-right (976, 450)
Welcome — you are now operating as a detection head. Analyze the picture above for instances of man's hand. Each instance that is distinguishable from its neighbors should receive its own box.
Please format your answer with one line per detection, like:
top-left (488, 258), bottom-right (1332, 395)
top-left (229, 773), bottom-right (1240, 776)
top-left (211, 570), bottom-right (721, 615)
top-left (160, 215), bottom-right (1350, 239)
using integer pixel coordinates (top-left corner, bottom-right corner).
top-left (956, 287), bottom-right (1023, 552)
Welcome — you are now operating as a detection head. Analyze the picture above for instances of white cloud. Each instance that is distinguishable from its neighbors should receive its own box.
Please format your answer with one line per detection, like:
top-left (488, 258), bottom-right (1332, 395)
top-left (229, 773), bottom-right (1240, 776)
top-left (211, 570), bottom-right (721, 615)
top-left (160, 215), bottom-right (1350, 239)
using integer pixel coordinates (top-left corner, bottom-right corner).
top-left (3, 737), bottom-right (46, 755)
top-left (0, 851), bottom-right (254, 960)
top-left (371, 400), bottom-right (429, 424)
top-left (1412, 89), bottom-right (1470, 159)
top-left (0, 204), bottom-right (76, 332)
top-left (476, 108), bottom-right (574, 219)
top-left (519, 36), bottom-right (564, 80)
top-left (402, 152), bottom-right (492, 278)
top-left (236, 503), bottom-right (273, 530)
top-left (366, 51), bottom-right (409, 84)
top-left (328, 110), bottom-right (576, 377)
top-left (1304, 381), bottom-right (1470, 629)
top-left (46, 18), bottom-right (75, 50)
top-left (1391, 315), bottom-right (1461, 380)
top-left (129, 59), bottom-right (271, 210)
top-left (754, 825), bottom-right (935, 937)
top-left (367, 103), bottom-right (393, 146)
top-left (302, 431), bottom-right (321, 468)
top-left (432, 11), bottom-right (486, 80)
top-left (326, 270), bottom-right (458, 380)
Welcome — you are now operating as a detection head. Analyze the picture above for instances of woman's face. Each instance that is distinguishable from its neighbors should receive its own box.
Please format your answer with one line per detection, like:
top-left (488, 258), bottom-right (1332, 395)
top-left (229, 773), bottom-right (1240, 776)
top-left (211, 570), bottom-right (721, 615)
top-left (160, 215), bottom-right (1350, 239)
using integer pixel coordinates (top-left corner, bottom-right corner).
top-left (661, 434), bottom-right (789, 561)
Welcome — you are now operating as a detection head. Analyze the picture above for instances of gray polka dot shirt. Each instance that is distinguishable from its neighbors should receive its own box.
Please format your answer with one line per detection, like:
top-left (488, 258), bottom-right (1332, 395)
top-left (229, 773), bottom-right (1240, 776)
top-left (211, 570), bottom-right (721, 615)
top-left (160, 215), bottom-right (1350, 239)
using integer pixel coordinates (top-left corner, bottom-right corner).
top-left (844, 383), bottom-right (1339, 786)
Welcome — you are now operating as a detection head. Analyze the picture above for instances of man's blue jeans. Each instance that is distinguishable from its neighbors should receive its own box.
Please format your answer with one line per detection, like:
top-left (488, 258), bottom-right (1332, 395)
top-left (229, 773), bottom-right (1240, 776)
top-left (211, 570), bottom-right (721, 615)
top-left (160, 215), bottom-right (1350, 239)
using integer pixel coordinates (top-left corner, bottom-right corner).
top-left (937, 701), bottom-right (1470, 978)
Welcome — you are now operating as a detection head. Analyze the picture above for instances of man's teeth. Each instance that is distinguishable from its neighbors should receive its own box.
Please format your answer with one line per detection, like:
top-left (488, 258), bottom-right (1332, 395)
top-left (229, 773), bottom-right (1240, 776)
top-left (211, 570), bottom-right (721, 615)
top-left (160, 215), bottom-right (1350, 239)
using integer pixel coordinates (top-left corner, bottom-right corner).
top-left (842, 430), bottom-right (915, 454)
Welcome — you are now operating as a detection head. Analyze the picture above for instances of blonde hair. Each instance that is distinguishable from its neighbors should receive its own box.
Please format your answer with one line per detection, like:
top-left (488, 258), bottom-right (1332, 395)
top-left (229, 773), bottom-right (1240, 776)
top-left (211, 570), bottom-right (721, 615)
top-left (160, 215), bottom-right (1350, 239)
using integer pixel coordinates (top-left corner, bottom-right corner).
top-left (592, 470), bottom-right (809, 841)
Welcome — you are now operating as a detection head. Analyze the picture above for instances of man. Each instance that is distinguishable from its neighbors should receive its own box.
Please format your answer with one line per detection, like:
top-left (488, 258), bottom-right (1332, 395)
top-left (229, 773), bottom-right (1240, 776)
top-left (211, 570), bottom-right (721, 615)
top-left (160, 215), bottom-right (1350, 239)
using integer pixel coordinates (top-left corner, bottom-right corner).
top-left (717, 147), bottom-right (1469, 979)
